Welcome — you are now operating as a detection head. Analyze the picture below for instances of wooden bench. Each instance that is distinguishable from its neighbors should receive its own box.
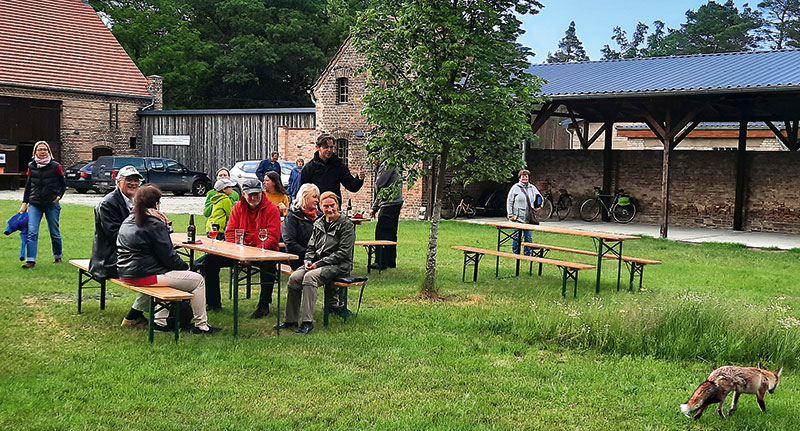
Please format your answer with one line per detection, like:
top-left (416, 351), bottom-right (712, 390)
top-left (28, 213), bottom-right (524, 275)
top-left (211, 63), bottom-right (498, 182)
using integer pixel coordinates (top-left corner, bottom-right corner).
top-left (279, 264), bottom-right (368, 326)
top-left (70, 259), bottom-right (106, 313)
top-left (70, 258), bottom-right (194, 343)
top-left (451, 246), bottom-right (595, 298)
top-left (521, 242), bottom-right (662, 291)
top-left (354, 240), bottom-right (398, 273)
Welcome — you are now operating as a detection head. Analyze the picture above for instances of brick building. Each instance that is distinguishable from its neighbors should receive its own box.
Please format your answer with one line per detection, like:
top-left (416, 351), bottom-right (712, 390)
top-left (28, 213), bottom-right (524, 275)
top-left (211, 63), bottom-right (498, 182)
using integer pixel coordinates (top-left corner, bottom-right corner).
top-left (0, 0), bottom-right (160, 179)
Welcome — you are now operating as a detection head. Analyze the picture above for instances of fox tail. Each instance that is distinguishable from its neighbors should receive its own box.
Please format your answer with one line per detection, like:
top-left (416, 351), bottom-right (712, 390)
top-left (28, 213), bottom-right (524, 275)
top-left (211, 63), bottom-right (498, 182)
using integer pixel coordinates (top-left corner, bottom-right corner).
top-left (680, 380), bottom-right (717, 418)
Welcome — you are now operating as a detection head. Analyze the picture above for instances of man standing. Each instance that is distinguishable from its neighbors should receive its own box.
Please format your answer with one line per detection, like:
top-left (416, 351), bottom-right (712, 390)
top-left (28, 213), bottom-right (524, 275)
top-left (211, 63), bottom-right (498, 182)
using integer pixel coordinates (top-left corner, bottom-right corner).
top-left (277, 192), bottom-right (354, 335)
top-left (300, 135), bottom-right (364, 201)
top-left (89, 166), bottom-right (148, 328)
top-left (256, 151), bottom-right (281, 182)
top-left (202, 179), bottom-right (281, 317)
top-left (506, 169), bottom-right (542, 256)
top-left (370, 161), bottom-right (403, 269)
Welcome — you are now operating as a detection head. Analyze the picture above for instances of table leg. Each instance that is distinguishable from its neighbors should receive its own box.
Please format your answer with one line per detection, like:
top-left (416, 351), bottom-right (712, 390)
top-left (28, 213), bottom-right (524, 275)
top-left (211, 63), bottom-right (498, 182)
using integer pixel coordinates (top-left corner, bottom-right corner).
top-left (173, 301), bottom-right (181, 344)
top-left (148, 297), bottom-right (155, 344)
top-left (595, 238), bottom-right (603, 294)
top-left (495, 228), bottom-right (501, 277)
top-left (233, 263), bottom-right (239, 337)
top-left (276, 266), bottom-right (281, 336)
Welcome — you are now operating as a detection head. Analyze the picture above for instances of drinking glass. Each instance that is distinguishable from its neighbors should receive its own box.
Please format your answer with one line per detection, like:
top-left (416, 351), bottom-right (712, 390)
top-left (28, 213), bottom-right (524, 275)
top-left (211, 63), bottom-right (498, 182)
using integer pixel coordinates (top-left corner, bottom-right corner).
top-left (208, 224), bottom-right (219, 250)
top-left (258, 228), bottom-right (269, 252)
top-left (235, 229), bottom-right (245, 248)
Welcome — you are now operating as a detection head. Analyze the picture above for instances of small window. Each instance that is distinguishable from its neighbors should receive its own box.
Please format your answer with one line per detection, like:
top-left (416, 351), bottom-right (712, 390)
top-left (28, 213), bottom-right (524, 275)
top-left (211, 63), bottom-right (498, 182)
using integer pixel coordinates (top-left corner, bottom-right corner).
top-left (129, 137), bottom-right (137, 149)
top-left (335, 138), bottom-right (349, 166)
top-left (165, 160), bottom-right (182, 173)
top-left (336, 78), bottom-right (349, 104)
top-left (149, 159), bottom-right (164, 171)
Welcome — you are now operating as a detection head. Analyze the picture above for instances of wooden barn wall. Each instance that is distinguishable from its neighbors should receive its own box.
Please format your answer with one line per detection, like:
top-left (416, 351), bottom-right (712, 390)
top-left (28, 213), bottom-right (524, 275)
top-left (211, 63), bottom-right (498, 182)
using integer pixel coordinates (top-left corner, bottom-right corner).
top-left (140, 113), bottom-right (315, 175)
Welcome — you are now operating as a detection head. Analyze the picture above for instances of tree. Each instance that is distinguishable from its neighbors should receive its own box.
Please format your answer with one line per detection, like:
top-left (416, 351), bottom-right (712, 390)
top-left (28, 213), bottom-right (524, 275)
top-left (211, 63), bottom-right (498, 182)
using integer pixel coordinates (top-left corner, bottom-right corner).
top-left (547, 21), bottom-right (589, 63)
top-left (352, 0), bottom-right (546, 296)
top-left (601, 21), bottom-right (677, 60)
top-left (670, 0), bottom-right (763, 54)
top-left (758, 0), bottom-right (800, 48)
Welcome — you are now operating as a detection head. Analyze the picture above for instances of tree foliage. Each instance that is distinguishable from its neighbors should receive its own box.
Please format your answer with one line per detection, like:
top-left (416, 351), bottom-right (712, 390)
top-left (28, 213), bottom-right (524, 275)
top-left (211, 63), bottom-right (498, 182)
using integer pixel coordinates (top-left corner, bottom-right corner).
top-left (547, 21), bottom-right (589, 63)
top-left (90, 0), bottom-right (362, 109)
top-left (759, 0), bottom-right (800, 48)
top-left (352, 0), bottom-right (546, 295)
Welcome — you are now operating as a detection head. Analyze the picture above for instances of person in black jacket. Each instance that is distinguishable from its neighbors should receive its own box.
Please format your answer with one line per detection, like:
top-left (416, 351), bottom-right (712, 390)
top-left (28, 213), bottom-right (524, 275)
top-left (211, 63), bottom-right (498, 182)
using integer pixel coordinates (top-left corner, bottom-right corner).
top-left (89, 165), bottom-right (149, 328)
top-left (281, 183), bottom-right (321, 270)
top-left (116, 185), bottom-right (221, 334)
top-left (18, 141), bottom-right (66, 269)
top-left (299, 135), bottom-right (364, 201)
top-left (371, 162), bottom-right (404, 269)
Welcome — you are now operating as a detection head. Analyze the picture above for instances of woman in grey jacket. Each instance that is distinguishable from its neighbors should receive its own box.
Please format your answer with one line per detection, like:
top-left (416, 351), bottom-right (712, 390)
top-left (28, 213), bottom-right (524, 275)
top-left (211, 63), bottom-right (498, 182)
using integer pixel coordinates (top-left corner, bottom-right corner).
top-left (506, 169), bottom-right (542, 255)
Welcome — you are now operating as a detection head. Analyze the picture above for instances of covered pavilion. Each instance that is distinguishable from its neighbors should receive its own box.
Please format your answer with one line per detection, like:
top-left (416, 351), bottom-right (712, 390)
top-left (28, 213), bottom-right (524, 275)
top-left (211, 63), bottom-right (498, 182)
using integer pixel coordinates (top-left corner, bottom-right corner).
top-left (527, 49), bottom-right (800, 237)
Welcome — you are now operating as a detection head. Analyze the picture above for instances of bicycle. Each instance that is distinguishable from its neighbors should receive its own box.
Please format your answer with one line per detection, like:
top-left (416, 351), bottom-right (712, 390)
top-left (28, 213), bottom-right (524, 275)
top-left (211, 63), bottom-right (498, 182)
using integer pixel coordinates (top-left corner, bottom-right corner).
top-left (440, 180), bottom-right (476, 220)
top-left (579, 186), bottom-right (637, 223)
top-left (539, 178), bottom-right (573, 221)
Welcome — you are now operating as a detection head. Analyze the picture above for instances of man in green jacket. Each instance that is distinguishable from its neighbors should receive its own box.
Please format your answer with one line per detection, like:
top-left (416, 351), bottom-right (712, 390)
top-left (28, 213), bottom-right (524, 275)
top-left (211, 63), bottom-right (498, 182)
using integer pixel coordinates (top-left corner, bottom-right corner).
top-left (278, 191), bottom-right (355, 335)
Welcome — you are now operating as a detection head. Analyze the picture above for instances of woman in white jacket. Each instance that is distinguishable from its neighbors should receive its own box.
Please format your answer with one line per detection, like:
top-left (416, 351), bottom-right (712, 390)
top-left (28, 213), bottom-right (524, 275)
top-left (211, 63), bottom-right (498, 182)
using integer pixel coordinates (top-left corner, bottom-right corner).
top-left (506, 169), bottom-right (542, 255)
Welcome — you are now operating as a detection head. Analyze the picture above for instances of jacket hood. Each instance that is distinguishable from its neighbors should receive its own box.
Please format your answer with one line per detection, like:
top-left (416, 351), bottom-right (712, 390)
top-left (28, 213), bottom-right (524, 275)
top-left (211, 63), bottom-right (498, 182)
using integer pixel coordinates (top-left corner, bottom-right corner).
top-left (210, 192), bottom-right (232, 205)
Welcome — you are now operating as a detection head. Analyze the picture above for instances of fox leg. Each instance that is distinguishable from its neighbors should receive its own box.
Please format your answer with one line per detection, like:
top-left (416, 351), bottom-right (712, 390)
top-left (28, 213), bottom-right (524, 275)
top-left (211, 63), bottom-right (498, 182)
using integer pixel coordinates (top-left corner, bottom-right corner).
top-left (728, 391), bottom-right (741, 416)
top-left (756, 388), bottom-right (767, 412)
top-left (717, 392), bottom-right (730, 418)
top-left (693, 403), bottom-right (708, 420)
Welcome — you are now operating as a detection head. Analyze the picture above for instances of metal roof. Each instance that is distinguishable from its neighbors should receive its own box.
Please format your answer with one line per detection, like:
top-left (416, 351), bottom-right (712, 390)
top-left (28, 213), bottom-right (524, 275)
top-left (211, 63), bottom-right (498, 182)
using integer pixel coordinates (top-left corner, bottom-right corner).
top-left (138, 108), bottom-right (316, 116)
top-left (617, 122), bottom-right (783, 130)
top-left (527, 50), bottom-right (800, 99)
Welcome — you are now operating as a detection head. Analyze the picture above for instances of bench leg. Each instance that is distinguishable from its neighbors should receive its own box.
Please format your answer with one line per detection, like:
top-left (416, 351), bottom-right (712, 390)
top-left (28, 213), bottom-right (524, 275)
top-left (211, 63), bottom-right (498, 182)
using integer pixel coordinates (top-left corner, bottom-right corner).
top-left (355, 282), bottom-right (366, 317)
top-left (148, 297), bottom-right (155, 344)
top-left (246, 265), bottom-right (252, 299)
top-left (629, 262), bottom-right (645, 292)
top-left (233, 264), bottom-right (239, 337)
top-left (323, 285), bottom-right (331, 327)
top-left (561, 267), bottom-right (567, 298)
top-left (560, 267), bottom-right (580, 298)
top-left (462, 252), bottom-right (482, 282)
top-left (77, 270), bottom-right (83, 314)
top-left (173, 301), bottom-right (181, 344)
top-left (100, 280), bottom-right (106, 310)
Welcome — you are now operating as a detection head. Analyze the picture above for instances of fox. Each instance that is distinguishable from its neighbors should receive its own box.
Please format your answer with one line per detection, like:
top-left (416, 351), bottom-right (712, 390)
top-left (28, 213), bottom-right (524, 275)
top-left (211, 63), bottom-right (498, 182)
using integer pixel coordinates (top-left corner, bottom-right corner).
top-left (680, 363), bottom-right (783, 420)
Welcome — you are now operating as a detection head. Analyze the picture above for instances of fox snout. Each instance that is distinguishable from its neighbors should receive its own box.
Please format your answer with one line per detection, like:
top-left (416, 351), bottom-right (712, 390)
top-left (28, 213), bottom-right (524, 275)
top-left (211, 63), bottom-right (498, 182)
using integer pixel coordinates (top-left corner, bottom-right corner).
top-left (680, 403), bottom-right (694, 418)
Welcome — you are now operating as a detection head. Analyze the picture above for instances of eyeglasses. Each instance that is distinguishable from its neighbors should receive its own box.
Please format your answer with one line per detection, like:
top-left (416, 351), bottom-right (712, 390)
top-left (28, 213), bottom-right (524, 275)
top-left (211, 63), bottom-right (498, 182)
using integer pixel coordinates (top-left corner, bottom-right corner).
top-left (124, 179), bottom-right (142, 186)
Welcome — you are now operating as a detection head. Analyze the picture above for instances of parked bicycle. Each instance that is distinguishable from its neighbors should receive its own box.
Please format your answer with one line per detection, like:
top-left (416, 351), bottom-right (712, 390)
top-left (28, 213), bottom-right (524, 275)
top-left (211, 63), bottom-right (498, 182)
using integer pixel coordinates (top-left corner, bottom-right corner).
top-left (579, 186), bottom-right (637, 223)
top-left (440, 180), bottom-right (476, 219)
top-left (539, 178), bottom-right (573, 221)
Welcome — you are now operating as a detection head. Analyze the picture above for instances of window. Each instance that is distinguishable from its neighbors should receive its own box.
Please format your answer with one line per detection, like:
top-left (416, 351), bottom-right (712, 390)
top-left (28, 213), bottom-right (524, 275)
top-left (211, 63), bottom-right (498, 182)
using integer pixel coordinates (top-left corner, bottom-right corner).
top-left (335, 138), bottom-right (349, 166)
top-left (129, 137), bottom-right (137, 149)
top-left (165, 160), bottom-right (182, 173)
top-left (149, 159), bottom-right (164, 171)
top-left (336, 78), bottom-right (348, 104)
top-left (108, 103), bottom-right (119, 129)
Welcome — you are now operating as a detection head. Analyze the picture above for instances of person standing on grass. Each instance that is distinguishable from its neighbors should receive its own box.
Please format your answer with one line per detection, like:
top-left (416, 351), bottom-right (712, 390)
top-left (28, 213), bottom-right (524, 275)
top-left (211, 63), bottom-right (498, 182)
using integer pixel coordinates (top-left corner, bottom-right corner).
top-left (263, 170), bottom-right (289, 217)
top-left (204, 168), bottom-right (239, 217)
top-left (18, 141), bottom-right (66, 269)
top-left (282, 183), bottom-right (321, 270)
top-left (116, 185), bottom-right (221, 334)
top-left (300, 135), bottom-right (364, 202)
top-left (277, 192), bottom-right (354, 335)
top-left (89, 165), bottom-right (149, 329)
top-left (370, 160), bottom-right (403, 270)
top-left (506, 169), bottom-right (542, 256)
top-left (202, 179), bottom-right (281, 317)
top-left (256, 151), bottom-right (281, 182)
top-left (286, 157), bottom-right (304, 202)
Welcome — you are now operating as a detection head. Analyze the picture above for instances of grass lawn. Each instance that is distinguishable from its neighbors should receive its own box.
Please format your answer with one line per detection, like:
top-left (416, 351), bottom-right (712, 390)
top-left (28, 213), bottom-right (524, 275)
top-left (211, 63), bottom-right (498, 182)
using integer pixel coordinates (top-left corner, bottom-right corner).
top-left (0, 199), bottom-right (798, 430)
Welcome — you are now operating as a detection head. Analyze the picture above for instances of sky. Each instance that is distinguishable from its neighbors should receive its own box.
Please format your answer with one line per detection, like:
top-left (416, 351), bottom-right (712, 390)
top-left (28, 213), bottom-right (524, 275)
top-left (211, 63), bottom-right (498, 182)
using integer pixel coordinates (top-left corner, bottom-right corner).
top-left (519, 0), bottom-right (743, 63)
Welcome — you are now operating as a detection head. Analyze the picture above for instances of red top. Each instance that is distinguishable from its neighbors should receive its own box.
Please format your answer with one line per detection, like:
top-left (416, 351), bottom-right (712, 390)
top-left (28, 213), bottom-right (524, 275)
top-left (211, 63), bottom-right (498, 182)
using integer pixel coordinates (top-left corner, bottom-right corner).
top-left (119, 275), bottom-right (158, 286)
top-left (225, 192), bottom-right (281, 250)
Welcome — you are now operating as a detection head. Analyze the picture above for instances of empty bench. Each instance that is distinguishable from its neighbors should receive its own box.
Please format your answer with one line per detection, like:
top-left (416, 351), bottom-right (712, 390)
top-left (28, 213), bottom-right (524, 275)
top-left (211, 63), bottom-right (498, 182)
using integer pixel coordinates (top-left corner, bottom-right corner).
top-left (451, 246), bottom-right (595, 298)
top-left (521, 242), bottom-right (662, 291)
top-left (280, 264), bottom-right (368, 326)
top-left (354, 240), bottom-right (398, 273)
top-left (70, 258), bottom-right (194, 343)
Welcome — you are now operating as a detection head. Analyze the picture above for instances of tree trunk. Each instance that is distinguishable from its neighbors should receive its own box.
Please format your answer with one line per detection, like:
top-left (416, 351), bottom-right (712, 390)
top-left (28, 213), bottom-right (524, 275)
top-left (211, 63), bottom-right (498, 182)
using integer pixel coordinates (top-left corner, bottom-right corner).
top-left (421, 149), bottom-right (449, 296)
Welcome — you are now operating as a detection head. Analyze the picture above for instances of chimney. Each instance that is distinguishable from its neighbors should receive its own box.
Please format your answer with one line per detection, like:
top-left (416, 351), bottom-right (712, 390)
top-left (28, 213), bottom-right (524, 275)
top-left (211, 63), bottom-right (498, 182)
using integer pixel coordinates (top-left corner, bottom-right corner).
top-left (145, 75), bottom-right (164, 110)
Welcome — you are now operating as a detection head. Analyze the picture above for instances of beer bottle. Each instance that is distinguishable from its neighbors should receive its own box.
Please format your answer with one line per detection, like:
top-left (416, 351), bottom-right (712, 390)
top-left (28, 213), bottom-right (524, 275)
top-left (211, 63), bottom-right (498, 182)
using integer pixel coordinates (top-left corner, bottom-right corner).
top-left (187, 214), bottom-right (196, 243)
top-left (346, 198), bottom-right (353, 217)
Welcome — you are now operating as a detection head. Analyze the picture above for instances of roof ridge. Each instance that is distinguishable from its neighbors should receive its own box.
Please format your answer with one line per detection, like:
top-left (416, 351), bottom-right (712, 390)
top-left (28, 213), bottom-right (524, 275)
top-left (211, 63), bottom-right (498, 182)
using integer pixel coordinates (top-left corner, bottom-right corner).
top-left (530, 48), bottom-right (800, 67)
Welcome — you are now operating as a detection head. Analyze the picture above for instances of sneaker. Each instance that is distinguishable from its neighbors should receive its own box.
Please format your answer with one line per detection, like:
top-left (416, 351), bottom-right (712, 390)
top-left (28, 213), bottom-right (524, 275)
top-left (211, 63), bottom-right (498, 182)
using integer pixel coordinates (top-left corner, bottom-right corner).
top-left (251, 305), bottom-right (269, 319)
top-left (53, 258), bottom-right (62, 264)
top-left (273, 321), bottom-right (298, 330)
top-left (21, 261), bottom-right (35, 269)
top-left (120, 316), bottom-right (148, 329)
top-left (152, 323), bottom-right (171, 332)
top-left (295, 322), bottom-right (314, 335)
top-left (192, 325), bottom-right (222, 334)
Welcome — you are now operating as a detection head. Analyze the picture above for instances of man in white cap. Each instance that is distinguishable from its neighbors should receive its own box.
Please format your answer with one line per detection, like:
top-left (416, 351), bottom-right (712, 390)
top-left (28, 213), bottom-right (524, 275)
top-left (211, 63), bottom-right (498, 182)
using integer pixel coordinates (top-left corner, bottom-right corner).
top-left (89, 165), bottom-right (153, 329)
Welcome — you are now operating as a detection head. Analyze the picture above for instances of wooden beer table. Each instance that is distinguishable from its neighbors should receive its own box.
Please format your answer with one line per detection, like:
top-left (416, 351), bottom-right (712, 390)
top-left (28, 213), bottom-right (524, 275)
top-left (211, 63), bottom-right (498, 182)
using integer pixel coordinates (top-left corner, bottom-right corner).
top-left (487, 221), bottom-right (640, 293)
top-left (171, 233), bottom-right (298, 337)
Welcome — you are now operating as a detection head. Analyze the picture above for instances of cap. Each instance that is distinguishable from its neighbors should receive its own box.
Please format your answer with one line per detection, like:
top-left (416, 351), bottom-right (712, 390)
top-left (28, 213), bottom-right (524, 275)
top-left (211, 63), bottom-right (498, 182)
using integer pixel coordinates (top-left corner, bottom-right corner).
top-left (116, 165), bottom-right (144, 180)
top-left (241, 178), bottom-right (263, 194)
top-left (214, 178), bottom-right (236, 191)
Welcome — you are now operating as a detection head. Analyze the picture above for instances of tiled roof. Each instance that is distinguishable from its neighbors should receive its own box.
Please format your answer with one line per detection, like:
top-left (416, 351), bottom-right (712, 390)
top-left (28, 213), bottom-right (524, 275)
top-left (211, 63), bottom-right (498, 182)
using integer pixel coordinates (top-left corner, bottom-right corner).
top-left (527, 50), bottom-right (800, 99)
top-left (0, 0), bottom-right (150, 99)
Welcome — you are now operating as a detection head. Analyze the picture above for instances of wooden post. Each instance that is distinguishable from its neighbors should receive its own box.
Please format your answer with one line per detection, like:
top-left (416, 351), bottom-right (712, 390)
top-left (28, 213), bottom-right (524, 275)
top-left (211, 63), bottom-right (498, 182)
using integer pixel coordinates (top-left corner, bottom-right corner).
top-left (660, 137), bottom-right (672, 238)
top-left (602, 122), bottom-right (613, 222)
top-left (733, 117), bottom-right (748, 231)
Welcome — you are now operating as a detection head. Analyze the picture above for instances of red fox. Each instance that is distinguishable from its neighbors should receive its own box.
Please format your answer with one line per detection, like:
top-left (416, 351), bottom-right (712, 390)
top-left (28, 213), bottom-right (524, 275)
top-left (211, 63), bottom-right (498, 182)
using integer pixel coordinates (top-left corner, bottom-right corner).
top-left (680, 363), bottom-right (783, 419)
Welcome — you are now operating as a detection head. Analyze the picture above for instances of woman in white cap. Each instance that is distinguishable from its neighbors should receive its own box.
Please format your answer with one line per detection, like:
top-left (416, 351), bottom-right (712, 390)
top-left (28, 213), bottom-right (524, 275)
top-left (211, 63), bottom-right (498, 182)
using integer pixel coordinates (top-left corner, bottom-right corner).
top-left (18, 141), bottom-right (66, 269)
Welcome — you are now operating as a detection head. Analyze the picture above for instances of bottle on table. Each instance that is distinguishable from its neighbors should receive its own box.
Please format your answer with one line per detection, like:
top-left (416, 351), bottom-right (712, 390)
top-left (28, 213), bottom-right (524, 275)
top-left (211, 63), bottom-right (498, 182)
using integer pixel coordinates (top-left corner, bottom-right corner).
top-left (187, 214), bottom-right (196, 243)
top-left (346, 198), bottom-right (353, 217)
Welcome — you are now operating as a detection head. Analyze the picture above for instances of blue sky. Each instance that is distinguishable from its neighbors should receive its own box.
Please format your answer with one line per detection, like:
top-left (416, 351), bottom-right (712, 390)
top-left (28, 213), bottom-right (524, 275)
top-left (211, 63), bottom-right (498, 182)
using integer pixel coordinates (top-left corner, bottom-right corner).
top-left (519, 0), bottom-right (742, 63)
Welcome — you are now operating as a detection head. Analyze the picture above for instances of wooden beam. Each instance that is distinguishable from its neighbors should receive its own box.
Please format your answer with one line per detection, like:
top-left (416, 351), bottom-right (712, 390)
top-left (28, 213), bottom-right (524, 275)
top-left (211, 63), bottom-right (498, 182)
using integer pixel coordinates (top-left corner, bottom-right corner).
top-left (641, 112), bottom-right (666, 144)
top-left (764, 121), bottom-right (793, 150)
top-left (660, 137), bottom-right (672, 239)
top-left (733, 118), bottom-right (748, 231)
top-left (602, 122), bottom-right (614, 222)
top-left (530, 102), bottom-right (559, 135)
top-left (582, 123), bottom-right (607, 149)
top-left (565, 105), bottom-right (590, 149)
top-left (673, 121), bottom-right (700, 146)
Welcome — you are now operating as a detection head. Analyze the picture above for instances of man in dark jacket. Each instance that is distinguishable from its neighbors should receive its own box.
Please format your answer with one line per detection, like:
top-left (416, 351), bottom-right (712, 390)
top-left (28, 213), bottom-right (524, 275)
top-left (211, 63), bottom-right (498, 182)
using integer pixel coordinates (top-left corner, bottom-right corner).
top-left (256, 151), bottom-right (281, 182)
top-left (89, 165), bottom-right (146, 328)
top-left (277, 192), bottom-right (355, 335)
top-left (300, 135), bottom-right (364, 201)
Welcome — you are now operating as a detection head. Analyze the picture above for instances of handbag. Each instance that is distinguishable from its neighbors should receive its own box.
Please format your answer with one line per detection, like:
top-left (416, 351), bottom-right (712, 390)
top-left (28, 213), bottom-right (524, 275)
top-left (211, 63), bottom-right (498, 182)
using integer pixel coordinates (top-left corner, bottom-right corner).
top-left (520, 185), bottom-right (539, 225)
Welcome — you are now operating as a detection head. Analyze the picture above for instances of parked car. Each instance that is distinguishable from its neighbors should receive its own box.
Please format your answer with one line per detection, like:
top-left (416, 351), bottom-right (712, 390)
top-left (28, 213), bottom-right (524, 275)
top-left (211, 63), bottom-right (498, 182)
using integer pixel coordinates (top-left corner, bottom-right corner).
top-left (230, 160), bottom-right (295, 194)
top-left (64, 160), bottom-right (95, 193)
top-left (92, 156), bottom-right (212, 196)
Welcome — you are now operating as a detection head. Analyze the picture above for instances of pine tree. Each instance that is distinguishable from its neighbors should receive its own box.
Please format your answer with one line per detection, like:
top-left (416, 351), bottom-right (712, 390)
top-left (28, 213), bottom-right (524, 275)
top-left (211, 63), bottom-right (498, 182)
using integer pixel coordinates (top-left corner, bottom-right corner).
top-left (547, 21), bottom-right (589, 63)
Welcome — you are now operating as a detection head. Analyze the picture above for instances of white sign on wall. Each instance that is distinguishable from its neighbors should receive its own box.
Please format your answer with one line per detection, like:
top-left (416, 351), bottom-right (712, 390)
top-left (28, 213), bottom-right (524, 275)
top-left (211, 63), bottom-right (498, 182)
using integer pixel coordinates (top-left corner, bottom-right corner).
top-left (0, 153), bottom-right (6, 164)
top-left (153, 135), bottom-right (191, 146)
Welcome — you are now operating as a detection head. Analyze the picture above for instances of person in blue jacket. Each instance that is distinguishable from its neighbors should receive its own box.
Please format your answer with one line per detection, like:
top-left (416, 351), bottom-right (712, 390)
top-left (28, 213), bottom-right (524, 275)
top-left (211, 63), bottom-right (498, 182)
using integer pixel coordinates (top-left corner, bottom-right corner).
top-left (286, 157), bottom-right (304, 201)
top-left (256, 152), bottom-right (280, 182)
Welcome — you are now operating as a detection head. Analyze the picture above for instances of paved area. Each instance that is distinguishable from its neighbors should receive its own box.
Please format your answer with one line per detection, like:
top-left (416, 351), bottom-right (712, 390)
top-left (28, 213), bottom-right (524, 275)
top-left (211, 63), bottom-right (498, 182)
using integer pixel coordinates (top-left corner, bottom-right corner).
top-left (0, 189), bottom-right (205, 214)
top-left (466, 216), bottom-right (800, 250)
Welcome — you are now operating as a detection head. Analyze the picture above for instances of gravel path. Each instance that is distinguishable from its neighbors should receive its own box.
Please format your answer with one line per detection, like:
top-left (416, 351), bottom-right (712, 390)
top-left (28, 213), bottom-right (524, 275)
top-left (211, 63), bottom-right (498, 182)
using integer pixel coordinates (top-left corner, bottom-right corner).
top-left (0, 189), bottom-right (205, 215)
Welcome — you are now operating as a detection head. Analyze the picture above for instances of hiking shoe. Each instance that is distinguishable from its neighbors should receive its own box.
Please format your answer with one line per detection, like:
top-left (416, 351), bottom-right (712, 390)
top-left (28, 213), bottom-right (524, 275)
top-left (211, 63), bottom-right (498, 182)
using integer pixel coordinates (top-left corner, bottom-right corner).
top-left (295, 322), bottom-right (314, 335)
top-left (53, 258), bottom-right (62, 264)
top-left (21, 261), bottom-right (35, 269)
top-left (251, 305), bottom-right (269, 319)
top-left (273, 321), bottom-right (298, 330)
top-left (120, 316), bottom-right (148, 329)
top-left (192, 325), bottom-right (222, 334)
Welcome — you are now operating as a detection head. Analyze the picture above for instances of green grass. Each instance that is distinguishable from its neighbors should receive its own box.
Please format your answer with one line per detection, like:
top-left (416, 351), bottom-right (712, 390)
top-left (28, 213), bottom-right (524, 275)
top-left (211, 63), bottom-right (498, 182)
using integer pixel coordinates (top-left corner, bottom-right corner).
top-left (0, 199), bottom-right (799, 430)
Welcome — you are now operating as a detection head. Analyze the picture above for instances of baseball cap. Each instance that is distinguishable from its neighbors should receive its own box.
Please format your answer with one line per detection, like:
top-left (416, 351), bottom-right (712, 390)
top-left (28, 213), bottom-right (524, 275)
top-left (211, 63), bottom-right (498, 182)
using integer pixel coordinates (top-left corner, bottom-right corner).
top-left (116, 165), bottom-right (144, 180)
top-left (214, 178), bottom-right (236, 191)
top-left (241, 178), bottom-right (263, 194)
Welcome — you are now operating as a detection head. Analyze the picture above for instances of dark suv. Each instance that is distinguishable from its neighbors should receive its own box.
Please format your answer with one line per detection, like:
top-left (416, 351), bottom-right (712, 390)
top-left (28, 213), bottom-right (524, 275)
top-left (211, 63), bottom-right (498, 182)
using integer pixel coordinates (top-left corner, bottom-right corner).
top-left (92, 156), bottom-right (212, 196)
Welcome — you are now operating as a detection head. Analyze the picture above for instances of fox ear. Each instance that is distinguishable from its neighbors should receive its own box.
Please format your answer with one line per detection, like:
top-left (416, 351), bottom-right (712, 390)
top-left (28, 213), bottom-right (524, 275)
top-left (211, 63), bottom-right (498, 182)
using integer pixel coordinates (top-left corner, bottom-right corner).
top-left (777, 367), bottom-right (783, 378)
top-left (758, 362), bottom-right (764, 369)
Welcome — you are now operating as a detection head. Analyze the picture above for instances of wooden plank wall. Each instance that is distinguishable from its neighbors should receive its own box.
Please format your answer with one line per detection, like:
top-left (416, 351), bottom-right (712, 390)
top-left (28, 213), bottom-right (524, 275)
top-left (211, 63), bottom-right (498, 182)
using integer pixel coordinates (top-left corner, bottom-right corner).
top-left (140, 112), bottom-right (315, 176)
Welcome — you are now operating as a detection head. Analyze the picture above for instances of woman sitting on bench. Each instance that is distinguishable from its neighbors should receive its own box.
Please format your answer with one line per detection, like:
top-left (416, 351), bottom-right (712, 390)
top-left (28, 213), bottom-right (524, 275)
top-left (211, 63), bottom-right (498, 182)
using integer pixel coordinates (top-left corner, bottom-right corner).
top-left (116, 185), bottom-right (221, 334)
